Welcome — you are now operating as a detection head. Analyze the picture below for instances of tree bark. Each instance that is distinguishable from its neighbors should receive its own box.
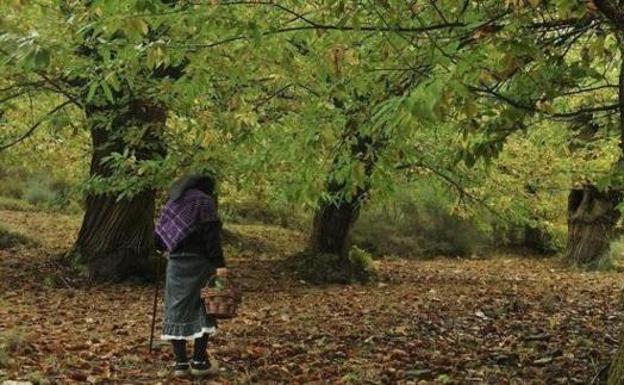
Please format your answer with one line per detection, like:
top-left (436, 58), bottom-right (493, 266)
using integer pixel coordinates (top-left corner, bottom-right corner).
top-left (607, 26), bottom-right (624, 385)
top-left (308, 119), bottom-right (379, 256)
top-left (565, 186), bottom-right (620, 266)
top-left (73, 100), bottom-right (166, 281)
top-left (309, 184), bottom-right (364, 255)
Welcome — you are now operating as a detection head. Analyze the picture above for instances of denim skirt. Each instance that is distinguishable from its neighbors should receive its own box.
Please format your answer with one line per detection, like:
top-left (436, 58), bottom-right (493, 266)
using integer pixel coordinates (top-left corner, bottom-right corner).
top-left (160, 253), bottom-right (218, 340)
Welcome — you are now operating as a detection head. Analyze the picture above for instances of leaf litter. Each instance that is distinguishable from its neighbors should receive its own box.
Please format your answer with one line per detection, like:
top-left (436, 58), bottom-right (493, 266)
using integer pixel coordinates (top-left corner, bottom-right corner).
top-left (0, 210), bottom-right (623, 384)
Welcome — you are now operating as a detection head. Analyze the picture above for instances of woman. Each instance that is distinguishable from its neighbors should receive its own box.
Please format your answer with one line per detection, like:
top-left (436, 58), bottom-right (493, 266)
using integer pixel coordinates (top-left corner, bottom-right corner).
top-left (155, 174), bottom-right (225, 378)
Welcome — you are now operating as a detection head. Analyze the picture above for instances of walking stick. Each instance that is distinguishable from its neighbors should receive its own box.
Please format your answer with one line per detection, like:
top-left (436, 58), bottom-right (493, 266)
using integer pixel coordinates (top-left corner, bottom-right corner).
top-left (149, 252), bottom-right (163, 354)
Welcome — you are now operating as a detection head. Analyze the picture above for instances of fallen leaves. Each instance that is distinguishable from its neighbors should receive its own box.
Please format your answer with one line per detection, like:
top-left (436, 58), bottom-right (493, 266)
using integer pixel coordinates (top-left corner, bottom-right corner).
top-left (0, 212), bottom-right (623, 384)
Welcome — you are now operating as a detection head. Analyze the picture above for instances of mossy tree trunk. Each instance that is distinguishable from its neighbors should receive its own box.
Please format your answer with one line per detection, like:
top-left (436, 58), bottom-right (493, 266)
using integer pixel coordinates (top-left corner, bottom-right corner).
top-left (73, 100), bottom-right (166, 281)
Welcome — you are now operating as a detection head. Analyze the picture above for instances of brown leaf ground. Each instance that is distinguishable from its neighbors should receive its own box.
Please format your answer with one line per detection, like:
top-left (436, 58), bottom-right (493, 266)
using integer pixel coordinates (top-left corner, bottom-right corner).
top-left (0, 209), bottom-right (623, 385)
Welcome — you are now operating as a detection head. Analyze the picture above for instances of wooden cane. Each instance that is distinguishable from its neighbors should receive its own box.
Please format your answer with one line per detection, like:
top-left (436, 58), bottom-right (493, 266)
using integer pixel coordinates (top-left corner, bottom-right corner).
top-left (149, 252), bottom-right (162, 354)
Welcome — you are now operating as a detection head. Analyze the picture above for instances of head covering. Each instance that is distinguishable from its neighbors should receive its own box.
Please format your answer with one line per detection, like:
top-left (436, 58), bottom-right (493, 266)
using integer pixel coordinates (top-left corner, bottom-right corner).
top-left (155, 175), bottom-right (219, 252)
top-left (169, 174), bottom-right (216, 201)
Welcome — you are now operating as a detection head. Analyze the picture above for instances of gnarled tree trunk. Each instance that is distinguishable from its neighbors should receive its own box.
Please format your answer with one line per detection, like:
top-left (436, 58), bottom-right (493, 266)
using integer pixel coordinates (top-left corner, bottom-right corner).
top-left (565, 186), bottom-right (620, 267)
top-left (309, 184), bottom-right (364, 255)
top-left (74, 100), bottom-right (166, 281)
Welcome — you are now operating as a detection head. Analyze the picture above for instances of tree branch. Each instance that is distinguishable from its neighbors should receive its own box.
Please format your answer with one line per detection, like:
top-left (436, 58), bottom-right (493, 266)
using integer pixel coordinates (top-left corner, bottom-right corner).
top-left (0, 101), bottom-right (72, 151)
top-left (396, 159), bottom-right (505, 220)
top-left (470, 86), bottom-right (620, 119)
top-left (593, 0), bottom-right (624, 31)
top-left (176, 20), bottom-right (465, 50)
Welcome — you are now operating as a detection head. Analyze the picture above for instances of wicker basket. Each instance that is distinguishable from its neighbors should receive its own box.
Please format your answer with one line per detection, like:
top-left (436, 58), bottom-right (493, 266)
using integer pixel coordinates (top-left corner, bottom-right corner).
top-left (201, 286), bottom-right (241, 319)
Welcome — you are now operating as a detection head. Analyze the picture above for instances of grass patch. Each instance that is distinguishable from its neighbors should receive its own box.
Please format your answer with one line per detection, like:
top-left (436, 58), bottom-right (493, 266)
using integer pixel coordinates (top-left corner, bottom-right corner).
top-left (0, 223), bottom-right (37, 249)
top-left (0, 328), bottom-right (29, 368)
top-left (25, 371), bottom-right (50, 385)
top-left (0, 345), bottom-right (9, 368)
top-left (0, 196), bottom-right (36, 212)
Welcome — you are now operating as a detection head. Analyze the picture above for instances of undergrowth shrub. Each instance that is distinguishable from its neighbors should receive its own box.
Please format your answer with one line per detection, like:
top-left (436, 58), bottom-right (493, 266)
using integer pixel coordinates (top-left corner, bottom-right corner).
top-left (491, 221), bottom-right (564, 255)
top-left (24, 176), bottom-right (71, 208)
top-left (352, 183), bottom-right (486, 258)
top-left (596, 236), bottom-right (624, 272)
top-left (0, 167), bottom-right (77, 212)
top-left (24, 181), bottom-right (58, 206)
top-left (223, 200), bottom-right (308, 230)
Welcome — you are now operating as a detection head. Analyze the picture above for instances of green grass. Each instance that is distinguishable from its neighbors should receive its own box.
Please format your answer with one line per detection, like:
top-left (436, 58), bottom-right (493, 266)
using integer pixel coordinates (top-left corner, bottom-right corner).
top-left (0, 223), bottom-right (37, 249)
top-left (0, 196), bottom-right (36, 212)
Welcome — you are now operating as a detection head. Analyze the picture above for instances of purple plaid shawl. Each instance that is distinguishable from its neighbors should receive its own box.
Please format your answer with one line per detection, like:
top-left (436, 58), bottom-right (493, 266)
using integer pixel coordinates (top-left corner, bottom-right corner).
top-left (155, 188), bottom-right (219, 252)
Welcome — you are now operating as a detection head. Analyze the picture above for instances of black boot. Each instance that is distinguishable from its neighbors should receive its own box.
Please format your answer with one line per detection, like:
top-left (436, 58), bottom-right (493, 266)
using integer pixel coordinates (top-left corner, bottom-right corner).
top-left (171, 340), bottom-right (189, 377)
top-left (190, 334), bottom-right (217, 377)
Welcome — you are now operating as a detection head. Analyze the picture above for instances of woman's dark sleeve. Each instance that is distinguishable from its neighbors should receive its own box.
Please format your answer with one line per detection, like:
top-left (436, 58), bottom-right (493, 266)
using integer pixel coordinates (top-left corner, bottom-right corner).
top-left (203, 221), bottom-right (225, 268)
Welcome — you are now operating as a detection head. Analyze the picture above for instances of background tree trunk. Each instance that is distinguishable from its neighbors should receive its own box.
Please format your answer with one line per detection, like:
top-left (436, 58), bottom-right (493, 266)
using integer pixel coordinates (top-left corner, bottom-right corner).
top-left (73, 100), bottom-right (166, 281)
top-left (309, 183), bottom-right (364, 255)
top-left (565, 186), bottom-right (620, 267)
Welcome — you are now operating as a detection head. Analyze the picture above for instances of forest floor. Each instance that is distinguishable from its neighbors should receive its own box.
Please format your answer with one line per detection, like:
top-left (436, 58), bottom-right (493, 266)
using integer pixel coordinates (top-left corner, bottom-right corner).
top-left (0, 209), bottom-right (623, 385)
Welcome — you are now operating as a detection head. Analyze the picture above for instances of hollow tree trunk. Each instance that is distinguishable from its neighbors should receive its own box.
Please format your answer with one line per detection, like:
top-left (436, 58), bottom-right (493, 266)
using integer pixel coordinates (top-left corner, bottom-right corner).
top-left (565, 186), bottom-right (620, 266)
top-left (74, 100), bottom-right (166, 281)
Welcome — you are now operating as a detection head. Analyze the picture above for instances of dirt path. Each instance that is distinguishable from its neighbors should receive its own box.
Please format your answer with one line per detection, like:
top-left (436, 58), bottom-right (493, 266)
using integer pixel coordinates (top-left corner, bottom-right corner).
top-left (1, 210), bottom-right (623, 384)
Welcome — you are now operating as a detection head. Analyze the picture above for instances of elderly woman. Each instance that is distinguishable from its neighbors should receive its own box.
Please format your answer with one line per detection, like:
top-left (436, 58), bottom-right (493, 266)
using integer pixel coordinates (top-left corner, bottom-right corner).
top-left (155, 174), bottom-right (225, 377)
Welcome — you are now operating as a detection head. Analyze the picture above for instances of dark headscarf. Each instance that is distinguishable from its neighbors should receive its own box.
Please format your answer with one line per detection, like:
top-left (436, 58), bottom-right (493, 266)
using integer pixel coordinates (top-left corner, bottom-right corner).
top-left (169, 174), bottom-right (217, 201)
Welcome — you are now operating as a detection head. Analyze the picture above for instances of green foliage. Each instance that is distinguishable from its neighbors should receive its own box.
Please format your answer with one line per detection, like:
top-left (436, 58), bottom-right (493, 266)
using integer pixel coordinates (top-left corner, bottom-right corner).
top-left (222, 200), bottom-right (308, 230)
top-left (598, 237), bottom-right (624, 272)
top-left (347, 245), bottom-right (375, 273)
top-left (0, 1), bottom-right (623, 267)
